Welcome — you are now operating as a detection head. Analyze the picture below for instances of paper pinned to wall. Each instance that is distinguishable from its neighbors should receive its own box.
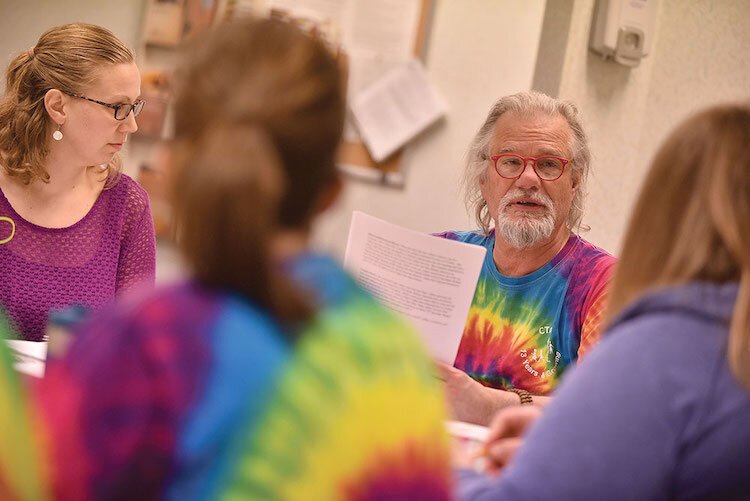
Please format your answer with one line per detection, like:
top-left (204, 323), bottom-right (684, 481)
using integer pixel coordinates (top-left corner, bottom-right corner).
top-left (219, 0), bottom-right (436, 185)
top-left (349, 59), bottom-right (447, 162)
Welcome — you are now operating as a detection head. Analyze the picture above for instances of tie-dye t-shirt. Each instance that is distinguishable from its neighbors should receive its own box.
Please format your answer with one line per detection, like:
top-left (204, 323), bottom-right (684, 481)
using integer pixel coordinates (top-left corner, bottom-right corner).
top-left (1, 313), bottom-right (50, 501)
top-left (437, 230), bottom-right (615, 395)
top-left (36, 253), bottom-right (451, 500)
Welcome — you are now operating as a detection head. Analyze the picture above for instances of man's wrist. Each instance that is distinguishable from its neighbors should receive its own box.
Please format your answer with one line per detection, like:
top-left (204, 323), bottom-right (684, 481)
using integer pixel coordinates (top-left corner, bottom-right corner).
top-left (478, 385), bottom-right (509, 423)
top-left (490, 386), bottom-right (525, 411)
top-left (475, 386), bottom-right (536, 425)
top-left (507, 387), bottom-right (534, 405)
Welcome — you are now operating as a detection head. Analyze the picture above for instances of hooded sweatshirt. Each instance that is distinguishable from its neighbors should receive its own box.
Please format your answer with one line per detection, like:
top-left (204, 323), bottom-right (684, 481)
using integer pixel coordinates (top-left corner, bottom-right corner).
top-left (459, 281), bottom-right (750, 501)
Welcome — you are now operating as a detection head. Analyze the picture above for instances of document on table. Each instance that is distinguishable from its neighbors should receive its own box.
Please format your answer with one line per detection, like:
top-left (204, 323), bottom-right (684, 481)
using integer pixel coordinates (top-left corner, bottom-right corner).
top-left (344, 211), bottom-right (485, 363)
top-left (5, 340), bottom-right (47, 378)
top-left (446, 420), bottom-right (490, 472)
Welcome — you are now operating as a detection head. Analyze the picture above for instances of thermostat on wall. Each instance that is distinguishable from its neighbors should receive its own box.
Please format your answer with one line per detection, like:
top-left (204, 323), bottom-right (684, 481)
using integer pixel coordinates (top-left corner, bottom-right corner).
top-left (589, 0), bottom-right (658, 67)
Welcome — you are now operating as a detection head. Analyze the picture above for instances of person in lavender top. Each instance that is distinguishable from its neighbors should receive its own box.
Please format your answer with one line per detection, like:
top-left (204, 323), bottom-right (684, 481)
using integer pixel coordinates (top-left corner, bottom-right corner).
top-left (0, 23), bottom-right (155, 341)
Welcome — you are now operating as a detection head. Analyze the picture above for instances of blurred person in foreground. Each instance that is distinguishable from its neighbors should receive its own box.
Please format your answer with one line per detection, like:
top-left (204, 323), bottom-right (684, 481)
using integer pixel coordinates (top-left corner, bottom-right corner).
top-left (459, 104), bottom-right (750, 500)
top-left (436, 92), bottom-right (615, 423)
top-left (36, 18), bottom-right (451, 500)
top-left (0, 312), bottom-right (49, 500)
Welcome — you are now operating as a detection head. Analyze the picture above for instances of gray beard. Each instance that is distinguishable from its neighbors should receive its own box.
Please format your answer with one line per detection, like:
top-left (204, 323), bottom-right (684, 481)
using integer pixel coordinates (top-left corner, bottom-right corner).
top-left (496, 194), bottom-right (556, 249)
top-left (497, 212), bottom-right (555, 249)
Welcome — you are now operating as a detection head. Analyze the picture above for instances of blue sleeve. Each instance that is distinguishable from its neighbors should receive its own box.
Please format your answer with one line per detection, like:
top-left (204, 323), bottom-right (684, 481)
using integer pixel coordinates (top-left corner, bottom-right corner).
top-left (459, 320), bottom-right (685, 500)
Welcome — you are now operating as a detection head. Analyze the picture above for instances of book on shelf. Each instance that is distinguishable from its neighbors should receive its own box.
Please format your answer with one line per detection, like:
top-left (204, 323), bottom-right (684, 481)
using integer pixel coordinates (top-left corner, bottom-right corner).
top-left (143, 0), bottom-right (219, 48)
top-left (134, 70), bottom-right (171, 140)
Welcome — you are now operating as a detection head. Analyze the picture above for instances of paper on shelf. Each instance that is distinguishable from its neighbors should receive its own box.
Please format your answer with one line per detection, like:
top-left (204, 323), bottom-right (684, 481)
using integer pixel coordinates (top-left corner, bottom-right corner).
top-left (344, 211), bottom-right (484, 363)
top-left (349, 59), bottom-right (447, 162)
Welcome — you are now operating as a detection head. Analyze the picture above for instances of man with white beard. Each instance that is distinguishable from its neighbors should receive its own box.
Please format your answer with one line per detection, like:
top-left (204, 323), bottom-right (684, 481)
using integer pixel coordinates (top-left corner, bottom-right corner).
top-left (435, 91), bottom-right (616, 425)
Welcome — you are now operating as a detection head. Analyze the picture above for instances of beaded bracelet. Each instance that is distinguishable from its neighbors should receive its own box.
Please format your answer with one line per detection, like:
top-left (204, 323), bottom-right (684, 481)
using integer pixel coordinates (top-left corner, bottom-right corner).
top-left (507, 387), bottom-right (534, 405)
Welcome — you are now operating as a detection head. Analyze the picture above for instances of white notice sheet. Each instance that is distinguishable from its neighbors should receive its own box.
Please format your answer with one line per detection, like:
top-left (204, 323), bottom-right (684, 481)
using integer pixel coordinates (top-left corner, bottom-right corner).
top-left (350, 60), bottom-right (446, 162)
top-left (344, 211), bottom-right (485, 363)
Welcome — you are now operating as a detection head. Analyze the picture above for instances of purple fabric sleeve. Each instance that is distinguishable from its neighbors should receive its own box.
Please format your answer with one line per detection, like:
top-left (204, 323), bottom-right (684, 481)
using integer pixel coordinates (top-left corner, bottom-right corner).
top-left (0, 174), bottom-right (156, 340)
top-left (115, 184), bottom-right (156, 294)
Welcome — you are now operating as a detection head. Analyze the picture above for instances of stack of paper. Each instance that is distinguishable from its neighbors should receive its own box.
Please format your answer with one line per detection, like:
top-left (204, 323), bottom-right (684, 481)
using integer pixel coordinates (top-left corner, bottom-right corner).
top-left (5, 340), bottom-right (47, 378)
top-left (446, 420), bottom-right (490, 472)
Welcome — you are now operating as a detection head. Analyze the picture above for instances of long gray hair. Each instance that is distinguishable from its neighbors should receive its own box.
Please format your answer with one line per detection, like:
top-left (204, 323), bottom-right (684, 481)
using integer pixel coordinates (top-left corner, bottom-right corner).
top-left (463, 91), bottom-right (591, 235)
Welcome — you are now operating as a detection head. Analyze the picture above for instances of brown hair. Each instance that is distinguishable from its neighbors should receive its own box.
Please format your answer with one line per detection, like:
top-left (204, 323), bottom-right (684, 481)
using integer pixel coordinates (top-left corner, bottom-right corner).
top-left (0, 23), bottom-right (134, 184)
top-left (607, 104), bottom-right (750, 389)
top-left (170, 17), bottom-right (345, 323)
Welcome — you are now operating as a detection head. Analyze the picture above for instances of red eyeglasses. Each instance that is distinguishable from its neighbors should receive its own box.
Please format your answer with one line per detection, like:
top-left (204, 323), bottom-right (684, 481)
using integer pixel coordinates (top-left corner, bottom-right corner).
top-left (490, 154), bottom-right (570, 181)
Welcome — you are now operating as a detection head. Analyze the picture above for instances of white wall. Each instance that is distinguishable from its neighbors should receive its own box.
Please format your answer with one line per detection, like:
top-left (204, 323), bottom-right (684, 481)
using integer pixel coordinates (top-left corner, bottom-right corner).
top-left (3, 0), bottom-right (746, 263)
top-left (555, 0), bottom-right (750, 255)
top-left (0, 0), bottom-right (144, 82)
top-left (312, 0), bottom-right (547, 258)
top-left (0, 0), bottom-right (548, 262)
top-left (0, 0), bottom-right (147, 178)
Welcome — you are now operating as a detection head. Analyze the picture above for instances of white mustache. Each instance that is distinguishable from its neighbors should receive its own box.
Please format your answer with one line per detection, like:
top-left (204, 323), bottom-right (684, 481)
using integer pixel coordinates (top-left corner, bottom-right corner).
top-left (500, 190), bottom-right (553, 210)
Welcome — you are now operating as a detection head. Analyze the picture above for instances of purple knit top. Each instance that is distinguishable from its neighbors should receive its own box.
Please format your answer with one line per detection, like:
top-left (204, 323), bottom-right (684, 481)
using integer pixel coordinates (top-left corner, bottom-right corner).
top-left (0, 174), bottom-right (156, 341)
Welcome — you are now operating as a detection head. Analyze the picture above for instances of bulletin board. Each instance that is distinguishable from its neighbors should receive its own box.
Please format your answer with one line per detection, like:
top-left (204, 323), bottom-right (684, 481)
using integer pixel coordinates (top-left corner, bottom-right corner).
top-left (136, 0), bottom-right (435, 238)
top-left (219, 0), bottom-right (435, 187)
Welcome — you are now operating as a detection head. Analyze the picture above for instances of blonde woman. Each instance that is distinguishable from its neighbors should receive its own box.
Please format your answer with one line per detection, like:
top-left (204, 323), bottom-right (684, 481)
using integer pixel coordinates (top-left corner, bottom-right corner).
top-left (0, 23), bottom-right (155, 341)
top-left (459, 104), bottom-right (750, 500)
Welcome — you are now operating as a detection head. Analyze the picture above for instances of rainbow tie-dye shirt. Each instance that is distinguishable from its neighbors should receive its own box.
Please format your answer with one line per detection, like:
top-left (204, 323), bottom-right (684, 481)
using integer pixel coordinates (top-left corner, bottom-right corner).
top-left (37, 253), bottom-right (451, 500)
top-left (438, 230), bottom-right (615, 395)
top-left (1, 314), bottom-right (50, 501)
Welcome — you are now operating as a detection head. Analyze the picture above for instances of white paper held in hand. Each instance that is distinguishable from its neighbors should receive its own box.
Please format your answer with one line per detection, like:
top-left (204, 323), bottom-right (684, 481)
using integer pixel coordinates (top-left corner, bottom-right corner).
top-left (343, 211), bottom-right (485, 363)
top-left (349, 59), bottom-right (447, 162)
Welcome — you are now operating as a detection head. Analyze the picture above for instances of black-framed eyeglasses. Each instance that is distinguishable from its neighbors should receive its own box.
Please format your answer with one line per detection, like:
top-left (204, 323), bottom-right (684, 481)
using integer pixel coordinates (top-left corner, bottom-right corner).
top-left (67, 93), bottom-right (145, 120)
top-left (490, 154), bottom-right (570, 181)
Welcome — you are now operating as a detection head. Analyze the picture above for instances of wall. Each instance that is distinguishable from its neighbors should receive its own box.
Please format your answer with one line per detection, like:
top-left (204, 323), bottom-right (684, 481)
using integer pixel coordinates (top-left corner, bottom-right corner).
top-left (315, 0), bottom-right (750, 259)
top-left (0, 0), bottom-right (548, 263)
top-left (2, 0), bottom-right (747, 261)
top-left (0, 0), bottom-right (147, 177)
top-left (0, 0), bottom-right (145, 91)
top-left (312, 0), bottom-right (547, 258)
top-left (551, 0), bottom-right (750, 255)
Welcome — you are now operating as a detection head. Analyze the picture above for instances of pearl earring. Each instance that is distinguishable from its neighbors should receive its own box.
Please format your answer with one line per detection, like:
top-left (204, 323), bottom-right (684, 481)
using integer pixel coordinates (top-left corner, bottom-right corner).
top-left (52, 124), bottom-right (63, 141)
